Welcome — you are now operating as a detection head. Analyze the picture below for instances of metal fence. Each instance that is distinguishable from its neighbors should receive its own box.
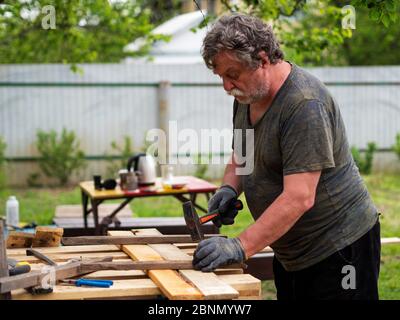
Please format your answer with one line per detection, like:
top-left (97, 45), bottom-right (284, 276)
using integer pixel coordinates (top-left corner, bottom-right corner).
top-left (1, 63), bottom-right (400, 186)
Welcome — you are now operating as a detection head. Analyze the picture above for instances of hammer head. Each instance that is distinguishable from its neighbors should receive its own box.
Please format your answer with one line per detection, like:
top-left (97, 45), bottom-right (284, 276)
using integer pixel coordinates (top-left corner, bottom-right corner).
top-left (182, 201), bottom-right (204, 242)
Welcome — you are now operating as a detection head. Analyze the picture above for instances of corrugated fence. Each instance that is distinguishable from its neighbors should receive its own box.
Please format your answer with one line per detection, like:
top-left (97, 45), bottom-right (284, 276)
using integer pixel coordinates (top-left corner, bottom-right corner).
top-left (1, 63), bottom-right (400, 186)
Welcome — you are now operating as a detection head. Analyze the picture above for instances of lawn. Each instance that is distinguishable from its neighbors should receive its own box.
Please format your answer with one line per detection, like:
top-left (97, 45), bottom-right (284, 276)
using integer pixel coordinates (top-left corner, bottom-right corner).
top-left (0, 173), bottom-right (399, 300)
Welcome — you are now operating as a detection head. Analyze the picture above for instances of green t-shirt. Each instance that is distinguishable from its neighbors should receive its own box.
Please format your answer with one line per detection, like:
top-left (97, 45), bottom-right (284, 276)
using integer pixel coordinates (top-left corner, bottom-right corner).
top-left (232, 63), bottom-right (378, 271)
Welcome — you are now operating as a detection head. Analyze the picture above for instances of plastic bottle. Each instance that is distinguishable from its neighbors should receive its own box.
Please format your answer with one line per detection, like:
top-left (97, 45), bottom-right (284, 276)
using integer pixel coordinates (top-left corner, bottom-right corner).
top-left (6, 196), bottom-right (19, 227)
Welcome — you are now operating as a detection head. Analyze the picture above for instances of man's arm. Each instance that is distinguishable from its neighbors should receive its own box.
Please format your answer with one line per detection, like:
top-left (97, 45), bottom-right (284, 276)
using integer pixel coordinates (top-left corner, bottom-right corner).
top-left (238, 171), bottom-right (321, 258)
top-left (221, 152), bottom-right (243, 195)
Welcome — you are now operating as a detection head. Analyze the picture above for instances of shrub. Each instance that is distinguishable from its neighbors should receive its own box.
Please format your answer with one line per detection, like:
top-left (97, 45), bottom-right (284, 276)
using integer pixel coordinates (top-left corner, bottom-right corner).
top-left (36, 128), bottom-right (86, 186)
top-left (105, 136), bottom-right (136, 179)
top-left (351, 142), bottom-right (377, 175)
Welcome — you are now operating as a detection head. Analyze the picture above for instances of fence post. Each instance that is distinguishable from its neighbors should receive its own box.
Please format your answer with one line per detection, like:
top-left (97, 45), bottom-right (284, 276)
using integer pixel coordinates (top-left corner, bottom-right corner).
top-left (157, 81), bottom-right (170, 164)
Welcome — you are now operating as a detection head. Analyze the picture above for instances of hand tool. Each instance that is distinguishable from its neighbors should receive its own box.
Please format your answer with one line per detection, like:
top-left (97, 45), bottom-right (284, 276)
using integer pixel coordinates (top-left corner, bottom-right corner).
top-left (7, 259), bottom-right (31, 276)
top-left (25, 248), bottom-right (57, 294)
top-left (26, 248), bottom-right (57, 266)
top-left (183, 199), bottom-right (243, 242)
top-left (60, 278), bottom-right (113, 288)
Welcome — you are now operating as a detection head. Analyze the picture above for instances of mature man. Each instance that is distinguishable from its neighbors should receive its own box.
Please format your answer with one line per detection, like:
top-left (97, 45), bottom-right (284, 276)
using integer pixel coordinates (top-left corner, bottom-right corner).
top-left (192, 13), bottom-right (381, 300)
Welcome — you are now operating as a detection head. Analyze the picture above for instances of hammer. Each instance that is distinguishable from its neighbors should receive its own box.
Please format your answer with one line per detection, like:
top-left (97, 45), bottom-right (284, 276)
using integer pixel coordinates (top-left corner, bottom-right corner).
top-left (182, 199), bottom-right (243, 242)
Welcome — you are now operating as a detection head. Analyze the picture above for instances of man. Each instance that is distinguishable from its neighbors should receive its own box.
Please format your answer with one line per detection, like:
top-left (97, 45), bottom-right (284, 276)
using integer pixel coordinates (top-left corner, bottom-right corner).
top-left (192, 13), bottom-right (381, 300)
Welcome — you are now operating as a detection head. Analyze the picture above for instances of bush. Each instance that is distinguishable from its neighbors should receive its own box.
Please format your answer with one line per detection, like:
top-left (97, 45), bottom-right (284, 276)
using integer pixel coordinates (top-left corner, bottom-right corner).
top-left (36, 128), bottom-right (86, 186)
top-left (0, 137), bottom-right (6, 188)
top-left (393, 133), bottom-right (400, 160)
top-left (105, 136), bottom-right (136, 179)
top-left (351, 142), bottom-right (377, 175)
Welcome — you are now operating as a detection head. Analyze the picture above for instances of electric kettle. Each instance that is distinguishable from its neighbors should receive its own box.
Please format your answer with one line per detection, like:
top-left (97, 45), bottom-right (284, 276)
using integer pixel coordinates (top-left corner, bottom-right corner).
top-left (127, 153), bottom-right (157, 186)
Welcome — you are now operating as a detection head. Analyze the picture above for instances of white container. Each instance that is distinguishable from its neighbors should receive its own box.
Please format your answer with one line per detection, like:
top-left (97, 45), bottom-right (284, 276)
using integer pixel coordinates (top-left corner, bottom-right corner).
top-left (6, 195), bottom-right (19, 227)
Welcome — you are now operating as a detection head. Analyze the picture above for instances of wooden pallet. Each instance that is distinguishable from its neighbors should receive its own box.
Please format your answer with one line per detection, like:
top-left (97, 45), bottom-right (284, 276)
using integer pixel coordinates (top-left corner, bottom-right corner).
top-left (8, 229), bottom-right (261, 300)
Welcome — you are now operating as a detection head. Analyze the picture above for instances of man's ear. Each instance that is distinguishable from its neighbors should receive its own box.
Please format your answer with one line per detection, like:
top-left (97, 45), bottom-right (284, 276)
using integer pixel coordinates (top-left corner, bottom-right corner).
top-left (258, 51), bottom-right (270, 67)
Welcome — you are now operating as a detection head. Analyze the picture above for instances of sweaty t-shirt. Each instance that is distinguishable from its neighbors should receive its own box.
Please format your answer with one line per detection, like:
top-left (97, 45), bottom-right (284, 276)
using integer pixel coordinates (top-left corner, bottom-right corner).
top-left (232, 62), bottom-right (378, 271)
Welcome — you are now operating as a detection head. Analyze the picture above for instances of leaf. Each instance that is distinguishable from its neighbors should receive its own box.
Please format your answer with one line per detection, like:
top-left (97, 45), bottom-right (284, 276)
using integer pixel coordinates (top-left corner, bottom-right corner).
top-left (369, 8), bottom-right (381, 21)
top-left (381, 14), bottom-right (390, 27)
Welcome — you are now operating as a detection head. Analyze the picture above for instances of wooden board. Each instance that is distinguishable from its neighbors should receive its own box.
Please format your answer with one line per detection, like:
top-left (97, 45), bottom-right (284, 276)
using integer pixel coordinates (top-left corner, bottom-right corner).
top-left (108, 229), bottom-right (203, 300)
top-left (7, 245), bottom-right (120, 256)
top-left (6, 228), bottom-right (261, 300)
top-left (55, 204), bottom-right (132, 218)
top-left (129, 228), bottom-right (239, 300)
top-left (10, 251), bottom-right (128, 264)
top-left (11, 273), bottom-right (260, 300)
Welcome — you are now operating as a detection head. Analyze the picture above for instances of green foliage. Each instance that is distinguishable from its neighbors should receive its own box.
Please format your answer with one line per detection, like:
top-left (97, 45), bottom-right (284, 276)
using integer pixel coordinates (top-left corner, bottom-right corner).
top-left (393, 133), bottom-right (400, 161)
top-left (36, 128), bottom-right (86, 186)
top-left (216, 0), bottom-right (400, 66)
top-left (351, 142), bottom-right (377, 175)
top-left (353, 0), bottom-right (399, 27)
top-left (105, 136), bottom-right (136, 179)
top-left (26, 172), bottom-right (42, 188)
top-left (0, 137), bottom-right (6, 189)
top-left (337, 6), bottom-right (400, 66)
top-left (0, 0), bottom-right (168, 63)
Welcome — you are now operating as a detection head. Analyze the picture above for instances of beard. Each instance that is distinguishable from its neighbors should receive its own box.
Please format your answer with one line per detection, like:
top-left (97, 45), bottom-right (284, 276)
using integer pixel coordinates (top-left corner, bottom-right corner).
top-left (227, 82), bottom-right (269, 104)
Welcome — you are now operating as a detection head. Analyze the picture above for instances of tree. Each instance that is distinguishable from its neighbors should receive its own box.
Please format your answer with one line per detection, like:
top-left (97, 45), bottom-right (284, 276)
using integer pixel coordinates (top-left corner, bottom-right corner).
top-left (217, 0), bottom-right (399, 66)
top-left (0, 0), bottom-right (167, 64)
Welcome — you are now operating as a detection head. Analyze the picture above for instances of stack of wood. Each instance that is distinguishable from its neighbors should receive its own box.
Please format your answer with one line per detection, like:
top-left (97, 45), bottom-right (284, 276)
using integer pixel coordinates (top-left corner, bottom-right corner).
top-left (7, 226), bottom-right (63, 249)
top-left (7, 228), bottom-right (262, 300)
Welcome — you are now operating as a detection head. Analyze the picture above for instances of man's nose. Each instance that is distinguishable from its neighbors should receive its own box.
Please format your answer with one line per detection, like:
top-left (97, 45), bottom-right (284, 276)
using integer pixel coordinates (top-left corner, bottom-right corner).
top-left (222, 77), bottom-right (235, 92)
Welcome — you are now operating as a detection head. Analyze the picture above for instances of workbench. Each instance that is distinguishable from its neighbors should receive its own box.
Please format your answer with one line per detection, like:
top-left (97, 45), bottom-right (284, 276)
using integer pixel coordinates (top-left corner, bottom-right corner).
top-left (6, 228), bottom-right (263, 300)
top-left (79, 176), bottom-right (218, 235)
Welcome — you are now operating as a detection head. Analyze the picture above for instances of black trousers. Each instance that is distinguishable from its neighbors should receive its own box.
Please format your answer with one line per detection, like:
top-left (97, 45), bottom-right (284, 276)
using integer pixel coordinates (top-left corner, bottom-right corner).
top-left (273, 220), bottom-right (381, 300)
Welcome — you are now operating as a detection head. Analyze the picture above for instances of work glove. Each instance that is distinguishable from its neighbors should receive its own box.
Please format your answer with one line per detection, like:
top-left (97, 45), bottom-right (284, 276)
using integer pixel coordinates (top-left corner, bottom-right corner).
top-left (208, 185), bottom-right (239, 228)
top-left (193, 237), bottom-right (246, 272)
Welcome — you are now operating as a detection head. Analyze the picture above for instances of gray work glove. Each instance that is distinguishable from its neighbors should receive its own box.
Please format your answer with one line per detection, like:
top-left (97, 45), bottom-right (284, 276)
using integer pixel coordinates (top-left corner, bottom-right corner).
top-left (192, 237), bottom-right (246, 272)
top-left (208, 185), bottom-right (238, 228)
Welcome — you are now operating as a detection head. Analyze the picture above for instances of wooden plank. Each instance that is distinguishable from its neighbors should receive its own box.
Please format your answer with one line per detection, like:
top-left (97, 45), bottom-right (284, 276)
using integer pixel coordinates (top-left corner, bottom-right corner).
top-left (11, 279), bottom-right (161, 300)
top-left (6, 232), bottom-right (35, 249)
top-left (218, 274), bottom-right (261, 297)
top-left (10, 251), bottom-right (128, 264)
top-left (55, 204), bottom-right (132, 218)
top-left (84, 270), bottom-right (147, 280)
top-left (108, 230), bottom-right (203, 300)
top-left (135, 228), bottom-right (239, 300)
top-left (7, 245), bottom-right (120, 256)
top-left (80, 260), bottom-right (245, 273)
top-left (62, 234), bottom-right (223, 246)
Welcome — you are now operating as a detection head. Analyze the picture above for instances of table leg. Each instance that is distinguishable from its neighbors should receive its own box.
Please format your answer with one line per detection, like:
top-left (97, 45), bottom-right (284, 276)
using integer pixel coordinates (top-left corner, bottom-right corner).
top-left (100, 198), bottom-right (134, 229)
top-left (91, 199), bottom-right (101, 235)
top-left (81, 190), bottom-right (89, 229)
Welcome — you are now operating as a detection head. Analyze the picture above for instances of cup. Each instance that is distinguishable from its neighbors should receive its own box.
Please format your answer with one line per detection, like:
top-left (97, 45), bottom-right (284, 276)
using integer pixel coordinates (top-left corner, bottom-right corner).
top-left (161, 165), bottom-right (174, 183)
top-left (93, 175), bottom-right (102, 190)
top-left (119, 169), bottom-right (138, 191)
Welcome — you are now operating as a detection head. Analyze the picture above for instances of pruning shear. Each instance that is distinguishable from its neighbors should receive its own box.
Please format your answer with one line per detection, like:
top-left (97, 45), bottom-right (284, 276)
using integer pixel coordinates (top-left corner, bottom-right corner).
top-left (60, 278), bottom-right (113, 288)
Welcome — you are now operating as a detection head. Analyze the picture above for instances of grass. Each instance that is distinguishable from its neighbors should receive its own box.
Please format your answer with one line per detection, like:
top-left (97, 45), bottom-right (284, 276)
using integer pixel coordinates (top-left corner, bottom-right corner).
top-left (0, 173), bottom-right (399, 300)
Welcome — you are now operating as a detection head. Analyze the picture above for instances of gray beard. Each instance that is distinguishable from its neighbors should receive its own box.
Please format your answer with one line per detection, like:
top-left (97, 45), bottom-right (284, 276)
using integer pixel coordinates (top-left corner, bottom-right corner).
top-left (237, 84), bottom-right (269, 105)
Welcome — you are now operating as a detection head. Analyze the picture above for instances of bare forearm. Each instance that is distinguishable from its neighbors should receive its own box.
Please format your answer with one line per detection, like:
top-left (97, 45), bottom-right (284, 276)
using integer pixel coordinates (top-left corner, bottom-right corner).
top-left (238, 192), bottom-right (311, 258)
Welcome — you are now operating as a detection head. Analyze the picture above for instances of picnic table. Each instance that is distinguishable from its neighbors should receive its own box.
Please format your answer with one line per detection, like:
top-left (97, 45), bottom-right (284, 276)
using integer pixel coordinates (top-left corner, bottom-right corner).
top-left (79, 176), bottom-right (218, 235)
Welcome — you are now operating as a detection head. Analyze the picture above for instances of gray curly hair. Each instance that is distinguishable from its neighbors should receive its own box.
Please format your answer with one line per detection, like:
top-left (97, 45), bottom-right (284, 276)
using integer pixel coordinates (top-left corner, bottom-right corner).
top-left (202, 13), bottom-right (284, 70)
